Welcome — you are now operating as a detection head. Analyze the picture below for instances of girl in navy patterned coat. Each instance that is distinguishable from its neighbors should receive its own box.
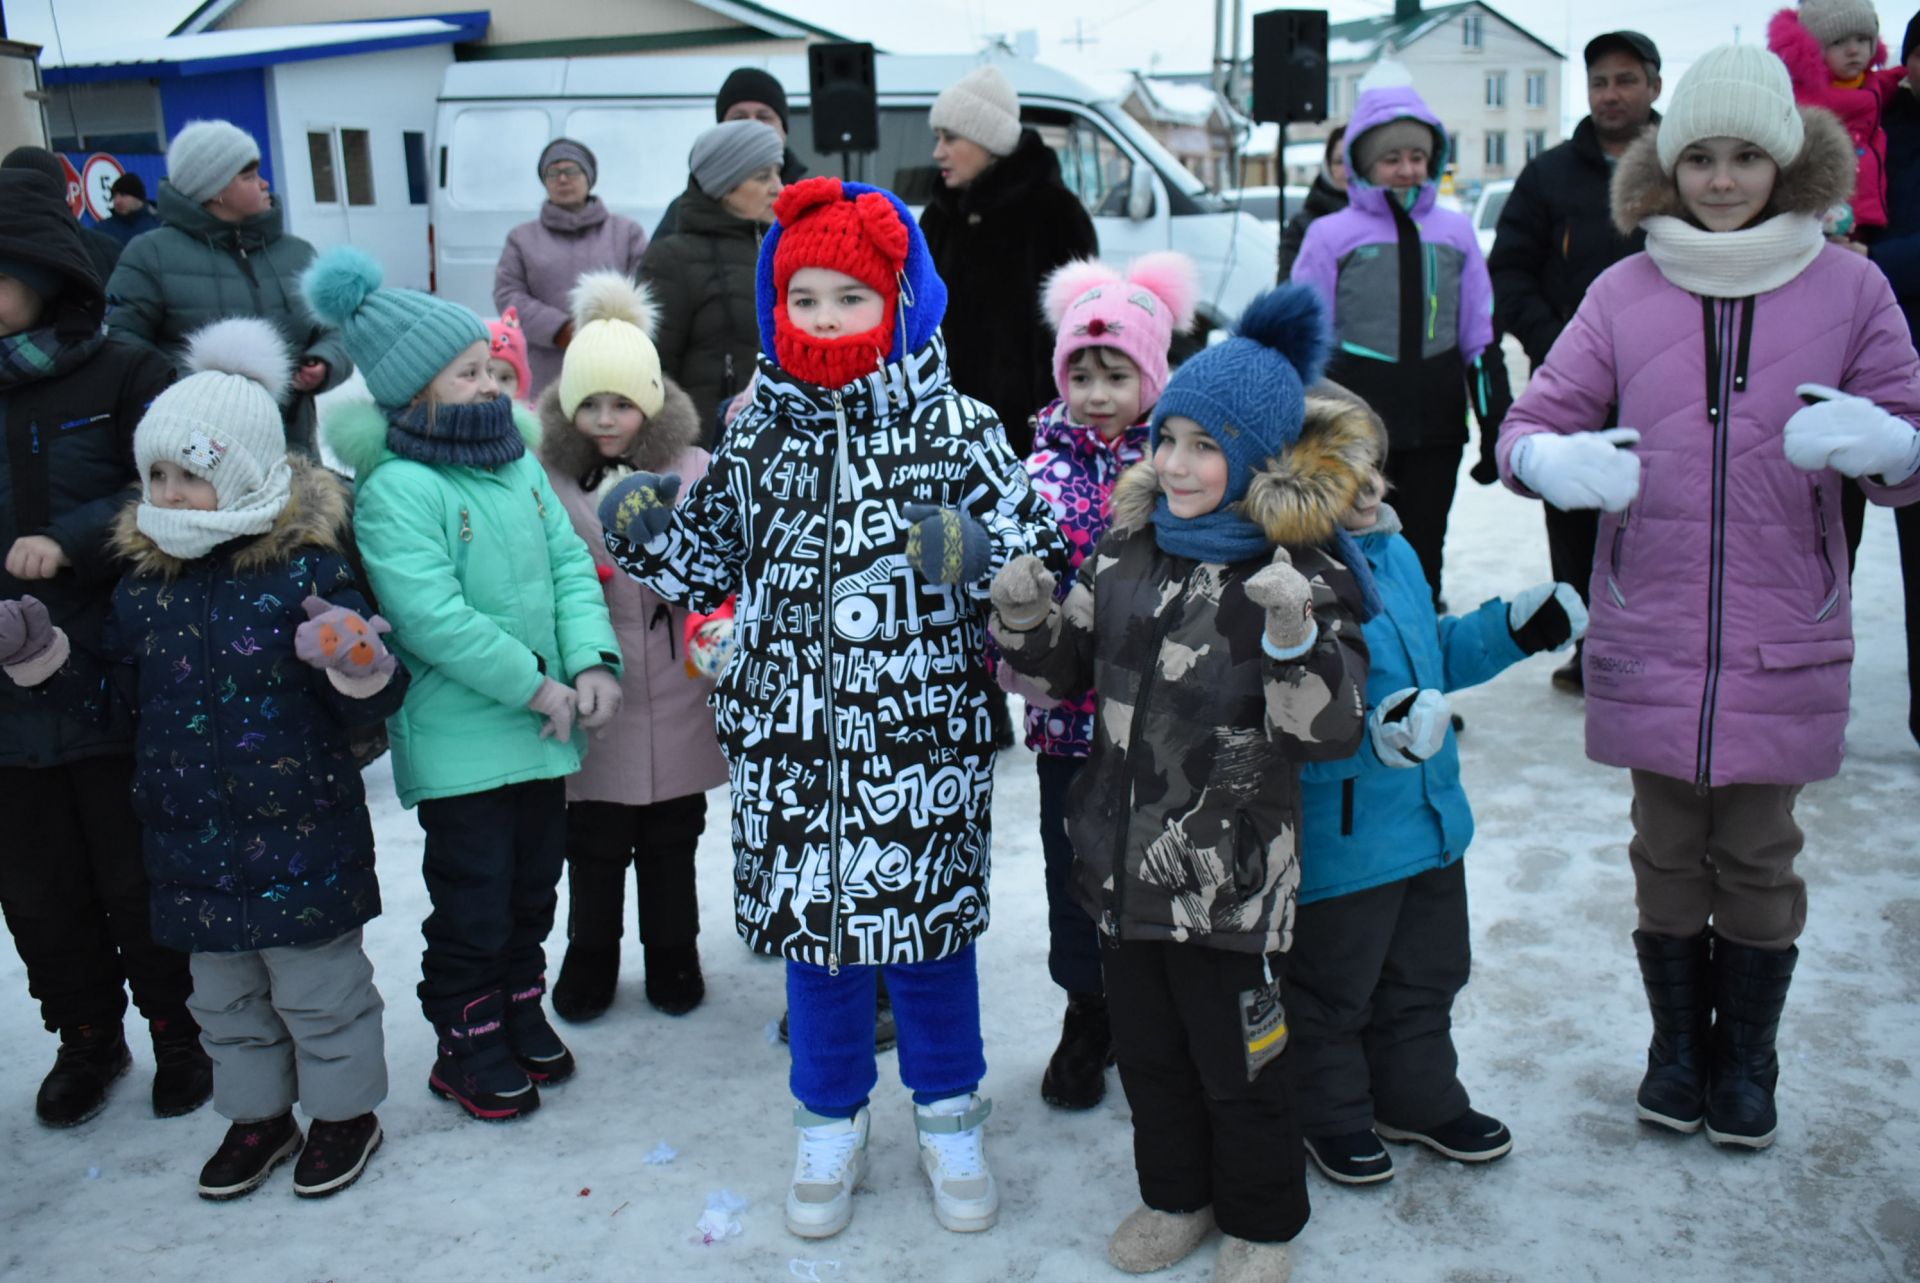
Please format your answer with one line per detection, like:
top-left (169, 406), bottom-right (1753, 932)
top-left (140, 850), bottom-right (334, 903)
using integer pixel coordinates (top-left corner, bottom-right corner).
top-left (0, 319), bottom-right (407, 1203)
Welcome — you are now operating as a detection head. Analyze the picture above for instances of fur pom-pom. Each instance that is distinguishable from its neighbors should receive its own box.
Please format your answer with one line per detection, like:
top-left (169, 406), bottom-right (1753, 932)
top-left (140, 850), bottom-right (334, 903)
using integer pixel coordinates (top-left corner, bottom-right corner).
top-left (1126, 252), bottom-right (1199, 334)
top-left (1235, 286), bottom-right (1331, 387)
top-left (1042, 259), bottom-right (1121, 329)
top-left (182, 317), bottom-right (292, 403)
top-left (301, 244), bottom-right (383, 328)
top-left (570, 271), bottom-right (657, 336)
top-left (1357, 60), bottom-right (1415, 95)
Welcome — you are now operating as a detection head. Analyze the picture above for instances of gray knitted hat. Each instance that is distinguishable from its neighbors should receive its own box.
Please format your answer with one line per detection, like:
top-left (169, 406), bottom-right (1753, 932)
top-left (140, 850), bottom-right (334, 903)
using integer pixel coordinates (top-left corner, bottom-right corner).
top-left (167, 121), bottom-right (261, 205)
top-left (689, 120), bottom-right (786, 200)
top-left (1797, 0), bottom-right (1878, 45)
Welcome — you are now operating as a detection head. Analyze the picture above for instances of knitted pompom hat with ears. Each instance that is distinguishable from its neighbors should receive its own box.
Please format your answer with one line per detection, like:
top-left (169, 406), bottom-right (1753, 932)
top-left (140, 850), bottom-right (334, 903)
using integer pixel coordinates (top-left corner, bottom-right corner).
top-left (487, 308), bottom-right (532, 403)
top-left (1151, 285), bottom-right (1331, 506)
top-left (1656, 44), bottom-right (1805, 173)
top-left (558, 272), bottom-right (665, 420)
top-left (302, 244), bottom-right (489, 409)
top-left (1045, 252), bottom-right (1198, 412)
top-left (134, 317), bottom-right (296, 558)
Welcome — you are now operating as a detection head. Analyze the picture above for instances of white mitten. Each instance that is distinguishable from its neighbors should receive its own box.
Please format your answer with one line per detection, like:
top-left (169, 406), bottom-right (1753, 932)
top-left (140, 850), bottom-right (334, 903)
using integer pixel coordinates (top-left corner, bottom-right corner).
top-left (1369, 687), bottom-right (1451, 768)
top-left (1512, 428), bottom-right (1642, 512)
top-left (1784, 385), bottom-right (1920, 481)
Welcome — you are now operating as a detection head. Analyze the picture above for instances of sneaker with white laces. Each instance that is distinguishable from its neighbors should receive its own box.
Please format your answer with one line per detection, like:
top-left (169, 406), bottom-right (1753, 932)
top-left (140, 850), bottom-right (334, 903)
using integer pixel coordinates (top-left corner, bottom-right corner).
top-left (785, 1105), bottom-right (869, 1239)
top-left (914, 1093), bottom-right (998, 1232)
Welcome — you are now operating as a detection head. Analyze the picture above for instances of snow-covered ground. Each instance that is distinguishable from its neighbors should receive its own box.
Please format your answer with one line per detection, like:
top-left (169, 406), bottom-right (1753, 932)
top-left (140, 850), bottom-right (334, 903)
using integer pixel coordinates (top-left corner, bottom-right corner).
top-left (3, 462), bottom-right (1916, 1283)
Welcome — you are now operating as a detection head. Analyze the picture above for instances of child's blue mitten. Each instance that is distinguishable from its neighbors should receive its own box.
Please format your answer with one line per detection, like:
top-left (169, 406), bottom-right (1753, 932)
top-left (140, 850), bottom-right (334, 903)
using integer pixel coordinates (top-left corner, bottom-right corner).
top-left (598, 472), bottom-right (681, 547)
top-left (902, 503), bottom-right (989, 585)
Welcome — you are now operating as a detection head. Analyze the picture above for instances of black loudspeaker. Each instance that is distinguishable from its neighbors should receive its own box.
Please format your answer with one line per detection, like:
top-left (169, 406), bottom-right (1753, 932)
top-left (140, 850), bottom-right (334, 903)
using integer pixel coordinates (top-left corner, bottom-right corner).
top-left (1252, 9), bottom-right (1330, 124)
top-left (809, 41), bottom-right (879, 153)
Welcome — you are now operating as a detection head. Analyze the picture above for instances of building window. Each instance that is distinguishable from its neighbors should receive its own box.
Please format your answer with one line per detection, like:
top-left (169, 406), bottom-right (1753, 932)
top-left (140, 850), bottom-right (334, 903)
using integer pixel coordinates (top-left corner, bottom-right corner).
top-left (403, 131), bottom-right (430, 206)
top-left (46, 80), bottom-right (166, 153)
top-left (341, 129), bottom-right (375, 206)
top-left (1525, 129), bottom-right (1546, 161)
top-left (1486, 131), bottom-right (1507, 169)
top-left (1486, 73), bottom-right (1506, 108)
top-left (1463, 14), bottom-right (1483, 49)
top-left (1526, 72), bottom-right (1547, 107)
top-left (306, 132), bottom-right (338, 204)
top-left (1327, 77), bottom-right (1340, 116)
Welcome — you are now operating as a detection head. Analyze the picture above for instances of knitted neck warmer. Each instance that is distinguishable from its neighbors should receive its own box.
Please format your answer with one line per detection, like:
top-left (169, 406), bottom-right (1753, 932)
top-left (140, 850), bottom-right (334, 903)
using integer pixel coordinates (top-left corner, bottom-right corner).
top-left (0, 326), bottom-right (104, 391)
top-left (1149, 498), bottom-right (1271, 564)
top-left (773, 315), bottom-right (892, 388)
top-left (386, 396), bottom-right (525, 468)
top-left (1640, 212), bottom-right (1825, 297)
top-left (135, 458), bottom-right (293, 562)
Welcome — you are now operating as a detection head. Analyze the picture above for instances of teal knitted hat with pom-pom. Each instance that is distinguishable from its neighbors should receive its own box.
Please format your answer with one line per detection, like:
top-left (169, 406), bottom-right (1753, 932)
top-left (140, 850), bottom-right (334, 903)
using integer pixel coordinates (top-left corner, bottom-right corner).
top-left (302, 245), bottom-right (489, 409)
top-left (1150, 285), bottom-right (1331, 506)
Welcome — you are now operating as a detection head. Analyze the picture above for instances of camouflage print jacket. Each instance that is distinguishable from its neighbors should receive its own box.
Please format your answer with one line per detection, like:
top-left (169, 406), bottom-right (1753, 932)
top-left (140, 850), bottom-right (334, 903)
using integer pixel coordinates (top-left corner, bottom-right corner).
top-left (993, 395), bottom-right (1373, 956)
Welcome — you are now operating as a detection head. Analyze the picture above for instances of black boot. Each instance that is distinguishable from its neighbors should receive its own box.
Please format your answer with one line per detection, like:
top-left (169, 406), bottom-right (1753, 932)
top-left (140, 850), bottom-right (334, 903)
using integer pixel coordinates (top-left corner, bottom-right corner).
top-left (197, 1112), bottom-right (303, 1200)
top-left (35, 1024), bottom-right (132, 1127)
top-left (1704, 936), bottom-right (1797, 1149)
top-left (505, 978), bottom-right (575, 1084)
top-left (1631, 930), bottom-right (1711, 1134)
top-left (1552, 641), bottom-right (1585, 694)
top-left (1040, 992), bottom-right (1112, 1110)
top-left (150, 1015), bottom-right (213, 1118)
top-left (552, 943), bottom-right (620, 1023)
top-left (429, 992), bottom-right (540, 1121)
top-left (643, 942), bottom-right (706, 1015)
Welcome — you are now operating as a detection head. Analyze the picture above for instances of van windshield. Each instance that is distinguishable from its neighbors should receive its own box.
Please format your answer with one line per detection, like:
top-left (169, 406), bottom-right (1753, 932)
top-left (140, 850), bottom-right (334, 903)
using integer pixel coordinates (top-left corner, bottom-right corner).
top-left (1093, 103), bottom-right (1217, 207)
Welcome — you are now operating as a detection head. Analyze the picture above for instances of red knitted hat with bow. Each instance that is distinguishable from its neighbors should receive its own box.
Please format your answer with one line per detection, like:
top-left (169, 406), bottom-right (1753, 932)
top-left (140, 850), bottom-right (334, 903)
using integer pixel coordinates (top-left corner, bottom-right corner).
top-left (770, 177), bottom-right (911, 386)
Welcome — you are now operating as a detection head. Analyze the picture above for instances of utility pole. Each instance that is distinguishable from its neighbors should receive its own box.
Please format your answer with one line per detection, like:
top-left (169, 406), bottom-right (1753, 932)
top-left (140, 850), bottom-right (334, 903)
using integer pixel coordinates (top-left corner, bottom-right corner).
top-left (1062, 18), bottom-right (1097, 53)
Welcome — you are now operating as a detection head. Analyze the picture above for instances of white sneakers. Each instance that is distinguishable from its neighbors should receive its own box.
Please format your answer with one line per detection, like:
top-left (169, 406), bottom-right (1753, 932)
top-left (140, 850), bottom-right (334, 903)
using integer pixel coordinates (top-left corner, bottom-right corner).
top-left (914, 1093), bottom-right (1000, 1232)
top-left (785, 1095), bottom-right (1000, 1238)
top-left (785, 1106), bottom-right (870, 1239)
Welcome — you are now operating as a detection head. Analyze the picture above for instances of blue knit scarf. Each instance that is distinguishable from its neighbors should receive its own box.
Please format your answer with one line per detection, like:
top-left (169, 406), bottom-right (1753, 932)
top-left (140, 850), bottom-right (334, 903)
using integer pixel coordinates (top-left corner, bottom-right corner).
top-left (386, 396), bottom-right (524, 468)
top-left (1151, 498), bottom-right (1382, 622)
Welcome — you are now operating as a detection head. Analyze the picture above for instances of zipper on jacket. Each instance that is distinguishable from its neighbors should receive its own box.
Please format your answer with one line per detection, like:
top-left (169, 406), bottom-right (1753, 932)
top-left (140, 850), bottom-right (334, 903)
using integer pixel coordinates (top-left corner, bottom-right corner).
top-left (822, 421), bottom-right (846, 973)
top-left (831, 391), bottom-right (853, 504)
top-left (1103, 562), bottom-right (1195, 938)
top-left (1389, 198), bottom-right (1424, 364)
top-left (1339, 779), bottom-right (1355, 838)
top-left (1811, 483), bottom-right (1840, 621)
top-left (455, 505), bottom-right (473, 578)
top-left (202, 566), bottom-right (241, 940)
top-left (1607, 505), bottom-right (1631, 608)
top-left (1425, 243), bottom-right (1440, 342)
top-left (1693, 297), bottom-right (1746, 789)
top-left (531, 486), bottom-right (547, 518)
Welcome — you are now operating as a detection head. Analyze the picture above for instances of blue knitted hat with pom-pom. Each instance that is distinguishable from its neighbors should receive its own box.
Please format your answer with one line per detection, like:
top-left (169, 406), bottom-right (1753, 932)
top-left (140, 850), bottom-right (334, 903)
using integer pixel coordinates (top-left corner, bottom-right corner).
top-left (1151, 285), bottom-right (1330, 506)
top-left (301, 245), bottom-right (489, 409)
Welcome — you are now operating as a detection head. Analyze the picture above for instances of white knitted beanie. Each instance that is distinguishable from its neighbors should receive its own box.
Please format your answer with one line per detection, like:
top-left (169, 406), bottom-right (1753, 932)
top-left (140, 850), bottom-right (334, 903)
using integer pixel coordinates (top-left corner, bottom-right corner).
top-left (1655, 44), bottom-right (1804, 174)
top-left (1797, 0), bottom-right (1878, 45)
top-left (135, 318), bottom-right (295, 561)
top-left (166, 120), bottom-right (262, 205)
top-left (929, 66), bottom-right (1022, 157)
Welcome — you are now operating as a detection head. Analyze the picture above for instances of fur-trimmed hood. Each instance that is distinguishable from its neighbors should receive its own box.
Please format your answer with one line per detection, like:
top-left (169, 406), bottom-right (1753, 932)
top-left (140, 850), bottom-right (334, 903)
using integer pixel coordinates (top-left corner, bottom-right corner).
top-left (1107, 392), bottom-right (1378, 546)
top-left (534, 376), bottom-right (700, 481)
top-left (1611, 105), bottom-right (1856, 235)
top-left (322, 397), bottom-right (544, 480)
top-left (110, 456), bottom-right (349, 579)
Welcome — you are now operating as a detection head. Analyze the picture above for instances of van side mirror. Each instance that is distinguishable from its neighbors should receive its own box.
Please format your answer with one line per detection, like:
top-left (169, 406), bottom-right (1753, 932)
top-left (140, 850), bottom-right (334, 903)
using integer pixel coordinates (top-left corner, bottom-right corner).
top-left (1126, 166), bottom-right (1155, 222)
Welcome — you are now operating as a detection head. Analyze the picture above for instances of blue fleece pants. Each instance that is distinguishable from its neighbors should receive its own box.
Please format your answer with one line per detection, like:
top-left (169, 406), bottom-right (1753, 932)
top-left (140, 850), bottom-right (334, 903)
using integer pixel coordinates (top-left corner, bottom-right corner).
top-left (787, 944), bottom-right (985, 1117)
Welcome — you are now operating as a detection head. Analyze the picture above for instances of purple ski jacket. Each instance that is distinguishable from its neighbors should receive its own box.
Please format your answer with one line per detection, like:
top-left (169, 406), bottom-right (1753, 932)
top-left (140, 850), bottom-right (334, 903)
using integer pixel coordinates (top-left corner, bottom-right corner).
top-left (1499, 110), bottom-right (1920, 787)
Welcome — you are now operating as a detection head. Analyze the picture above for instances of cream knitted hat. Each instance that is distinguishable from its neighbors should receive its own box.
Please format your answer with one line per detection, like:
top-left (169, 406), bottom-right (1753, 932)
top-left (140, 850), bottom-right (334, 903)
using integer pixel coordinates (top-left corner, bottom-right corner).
top-left (1655, 44), bottom-right (1804, 173)
top-left (1797, 0), bottom-right (1878, 46)
top-left (558, 272), bottom-right (665, 420)
top-left (929, 66), bottom-right (1022, 157)
top-left (166, 121), bottom-right (261, 205)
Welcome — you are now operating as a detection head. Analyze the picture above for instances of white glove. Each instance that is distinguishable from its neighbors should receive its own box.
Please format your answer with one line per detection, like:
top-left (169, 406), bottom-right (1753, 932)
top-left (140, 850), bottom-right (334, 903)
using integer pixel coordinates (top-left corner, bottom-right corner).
top-left (573, 666), bottom-right (623, 730)
top-left (1369, 687), bottom-right (1451, 768)
top-left (1784, 385), bottom-right (1920, 481)
top-left (1513, 428), bottom-right (1642, 512)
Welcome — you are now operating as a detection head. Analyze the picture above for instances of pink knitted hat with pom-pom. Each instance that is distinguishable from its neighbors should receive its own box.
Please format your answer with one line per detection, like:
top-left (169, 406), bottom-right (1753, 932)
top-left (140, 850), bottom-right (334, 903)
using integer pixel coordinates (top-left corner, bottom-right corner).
top-left (1045, 252), bottom-right (1198, 412)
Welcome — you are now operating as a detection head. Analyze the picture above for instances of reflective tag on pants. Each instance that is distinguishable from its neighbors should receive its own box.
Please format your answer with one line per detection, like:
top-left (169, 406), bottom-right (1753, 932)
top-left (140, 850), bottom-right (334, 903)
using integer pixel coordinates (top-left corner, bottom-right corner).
top-left (1239, 979), bottom-right (1288, 1081)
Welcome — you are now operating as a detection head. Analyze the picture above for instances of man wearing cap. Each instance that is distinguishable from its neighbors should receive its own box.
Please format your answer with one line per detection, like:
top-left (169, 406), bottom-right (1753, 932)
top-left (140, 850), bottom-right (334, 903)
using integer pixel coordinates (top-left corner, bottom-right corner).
top-left (97, 173), bottom-right (162, 248)
top-left (652, 67), bottom-right (811, 242)
top-left (1487, 31), bottom-right (1660, 693)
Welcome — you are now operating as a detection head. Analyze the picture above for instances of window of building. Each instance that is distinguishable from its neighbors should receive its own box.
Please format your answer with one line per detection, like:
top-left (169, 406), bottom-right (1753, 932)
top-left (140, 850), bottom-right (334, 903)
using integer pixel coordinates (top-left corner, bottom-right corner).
top-left (341, 129), bottom-right (375, 206)
top-left (1486, 131), bottom-right (1507, 169)
top-left (306, 132), bottom-right (338, 204)
top-left (1327, 77), bottom-right (1340, 116)
top-left (403, 131), bottom-right (429, 206)
top-left (1463, 14), bottom-right (1483, 49)
top-left (1525, 129), bottom-right (1546, 161)
top-left (45, 80), bottom-right (165, 153)
top-left (1526, 72), bottom-right (1547, 107)
top-left (1486, 73), bottom-right (1506, 108)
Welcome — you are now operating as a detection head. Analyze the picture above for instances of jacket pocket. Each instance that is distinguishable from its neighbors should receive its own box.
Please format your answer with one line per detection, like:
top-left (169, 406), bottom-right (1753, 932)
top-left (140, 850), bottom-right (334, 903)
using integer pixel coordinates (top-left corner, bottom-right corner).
top-left (1756, 638), bottom-right (1853, 670)
top-left (1232, 810), bottom-right (1269, 901)
top-left (1339, 780), bottom-right (1355, 838)
top-left (1810, 484), bottom-right (1840, 622)
top-left (1605, 504), bottom-right (1634, 609)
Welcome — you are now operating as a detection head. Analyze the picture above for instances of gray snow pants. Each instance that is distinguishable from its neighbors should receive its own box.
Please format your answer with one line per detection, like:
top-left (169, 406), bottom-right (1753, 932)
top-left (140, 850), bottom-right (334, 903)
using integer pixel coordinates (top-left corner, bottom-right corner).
top-left (187, 927), bottom-right (387, 1124)
top-left (1627, 770), bottom-right (1806, 951)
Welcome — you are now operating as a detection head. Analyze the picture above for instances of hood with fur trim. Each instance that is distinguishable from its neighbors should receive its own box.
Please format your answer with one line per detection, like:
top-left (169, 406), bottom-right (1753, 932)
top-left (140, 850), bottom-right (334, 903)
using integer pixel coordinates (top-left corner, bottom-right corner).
top-left (1611, 105), bottom-right (1856, 235)
top-left (323, 397), bottom-right (545, 480)
top-left (111, 456), bottom-right (348, 579)
top-left (534, 376), bottom-right (700, 481)
top-left (1107, 391), bottom-right (1377, 546)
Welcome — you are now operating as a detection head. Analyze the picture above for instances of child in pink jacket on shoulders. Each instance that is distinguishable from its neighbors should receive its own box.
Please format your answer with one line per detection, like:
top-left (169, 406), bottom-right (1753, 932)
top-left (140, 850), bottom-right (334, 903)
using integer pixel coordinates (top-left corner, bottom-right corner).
top-left (1769, 0), bottom-right (1907, 236)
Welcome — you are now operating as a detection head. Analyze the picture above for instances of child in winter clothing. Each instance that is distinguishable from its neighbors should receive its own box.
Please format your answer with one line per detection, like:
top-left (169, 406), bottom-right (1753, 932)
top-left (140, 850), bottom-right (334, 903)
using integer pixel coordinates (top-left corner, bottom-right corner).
top-left (1499, 45), bottom-right (1920, 1150)
top-left (1285, 396), bottom-right (1587, 1184)
top-left (534, 271), bottom-right (727, 1022)
top-left (598, 175), bottom-right (1065, 1240)
top-left (308, 246), bottom-right (623, 1123)
top-left (1006, 251), bottom-right (1197, 1112)
top-left (487, 308), bottom-right (533, 406)
top-left (0, 168), bottom-right (209, 1129)
top-left (1, 317), bottom-right (408, 1199)
top-left (1292, 64), bottom-right (1510, 606)
top-left (1769, 0), bottom-right (1906, 237)
top-left (992, 286), bottom-right (1373, 1283)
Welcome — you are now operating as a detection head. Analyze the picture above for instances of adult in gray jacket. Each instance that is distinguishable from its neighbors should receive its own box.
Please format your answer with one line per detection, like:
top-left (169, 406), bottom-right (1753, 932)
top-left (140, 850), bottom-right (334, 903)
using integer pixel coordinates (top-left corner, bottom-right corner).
top-left (494, 139), bottom-right (649, 399)
top-left (104, 121), bottom-right (348, 458)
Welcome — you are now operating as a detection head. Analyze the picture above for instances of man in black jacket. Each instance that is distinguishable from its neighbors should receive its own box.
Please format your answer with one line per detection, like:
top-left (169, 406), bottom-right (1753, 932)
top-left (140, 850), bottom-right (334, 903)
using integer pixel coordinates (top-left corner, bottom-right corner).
top-left (1488, 31), bottom-right (1660, 692)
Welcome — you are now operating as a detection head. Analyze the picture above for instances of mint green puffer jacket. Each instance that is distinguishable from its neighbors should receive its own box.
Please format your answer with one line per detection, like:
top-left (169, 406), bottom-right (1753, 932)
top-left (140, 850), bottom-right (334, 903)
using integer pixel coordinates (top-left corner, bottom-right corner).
top-left (324, 400), bottom-right (620, 807)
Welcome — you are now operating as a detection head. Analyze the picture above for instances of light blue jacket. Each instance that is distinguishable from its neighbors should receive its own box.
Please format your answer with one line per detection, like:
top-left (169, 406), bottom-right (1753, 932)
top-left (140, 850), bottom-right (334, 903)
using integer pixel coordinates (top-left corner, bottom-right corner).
top-left (1297, 524), bottom-right (1525, 904)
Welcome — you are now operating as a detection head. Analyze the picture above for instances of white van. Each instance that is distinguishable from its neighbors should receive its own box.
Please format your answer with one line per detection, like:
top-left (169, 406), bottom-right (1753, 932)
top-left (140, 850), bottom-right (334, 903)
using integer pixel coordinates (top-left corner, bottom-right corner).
top-left (431, 53), bottom-right (1278, 347)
